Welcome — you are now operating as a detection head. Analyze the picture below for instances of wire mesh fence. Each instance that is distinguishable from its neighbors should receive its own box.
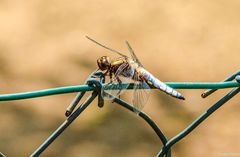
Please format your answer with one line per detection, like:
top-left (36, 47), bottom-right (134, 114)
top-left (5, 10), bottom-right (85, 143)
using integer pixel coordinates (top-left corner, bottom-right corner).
top-left (0, 70), bottom-right (240, 157)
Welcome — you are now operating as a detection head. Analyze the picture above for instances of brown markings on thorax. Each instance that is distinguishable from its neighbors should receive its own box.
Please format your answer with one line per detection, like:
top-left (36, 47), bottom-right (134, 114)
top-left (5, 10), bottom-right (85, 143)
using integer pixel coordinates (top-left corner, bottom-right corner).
top-left (108, 57), bottom-right (146, 83)
top-left (110, 57), bottom-right (128, 73)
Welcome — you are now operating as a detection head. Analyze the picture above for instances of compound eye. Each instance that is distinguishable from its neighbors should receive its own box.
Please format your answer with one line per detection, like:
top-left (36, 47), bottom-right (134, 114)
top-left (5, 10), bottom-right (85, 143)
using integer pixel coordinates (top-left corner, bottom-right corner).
top-left (103, 57), bottom-right (108, 63)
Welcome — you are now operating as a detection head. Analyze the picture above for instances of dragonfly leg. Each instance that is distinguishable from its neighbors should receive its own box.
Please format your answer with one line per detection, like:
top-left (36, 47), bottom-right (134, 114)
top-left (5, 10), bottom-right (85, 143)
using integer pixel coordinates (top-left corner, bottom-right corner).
top-left (109, 71), bottom-right (113, 83)
top-left (115, 76), bottom-right (123, 96)
top-left (111, 76), bottom-right (122, 103)
top-left (116, 76), bottom-right (122, 84)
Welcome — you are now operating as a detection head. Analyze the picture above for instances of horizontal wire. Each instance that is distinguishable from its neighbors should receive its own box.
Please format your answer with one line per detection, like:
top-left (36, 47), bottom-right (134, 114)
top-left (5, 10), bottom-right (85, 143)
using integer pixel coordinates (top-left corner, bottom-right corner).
top-left (0, 81), bottom-right (239, 101)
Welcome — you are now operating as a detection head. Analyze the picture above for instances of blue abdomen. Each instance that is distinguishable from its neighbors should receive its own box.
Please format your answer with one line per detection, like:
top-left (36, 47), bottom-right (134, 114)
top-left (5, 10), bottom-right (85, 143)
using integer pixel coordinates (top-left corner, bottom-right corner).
top-left (139, 68), bottom-right (185, 100)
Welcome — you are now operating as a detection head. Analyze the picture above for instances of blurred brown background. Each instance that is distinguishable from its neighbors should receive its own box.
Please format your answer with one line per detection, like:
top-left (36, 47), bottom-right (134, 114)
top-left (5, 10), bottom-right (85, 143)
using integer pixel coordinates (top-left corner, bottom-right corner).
top-left (0, 0), bottom-right (240, 157)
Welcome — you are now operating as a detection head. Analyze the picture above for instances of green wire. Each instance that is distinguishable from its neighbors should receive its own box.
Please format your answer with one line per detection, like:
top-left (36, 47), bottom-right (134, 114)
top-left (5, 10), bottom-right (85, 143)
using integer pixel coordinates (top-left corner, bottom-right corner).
top-left (0, 85), bottom-right (94, 101)
top-left (0, 81), bottom-right (239, 101)
top-left (165, 81), bottom-right (240, 89)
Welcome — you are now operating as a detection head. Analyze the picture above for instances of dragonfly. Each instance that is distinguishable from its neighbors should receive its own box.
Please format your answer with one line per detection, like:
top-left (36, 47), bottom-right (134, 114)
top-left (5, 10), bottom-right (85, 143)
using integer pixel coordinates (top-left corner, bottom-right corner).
top-left (86, 36), bottom-right (185, 113)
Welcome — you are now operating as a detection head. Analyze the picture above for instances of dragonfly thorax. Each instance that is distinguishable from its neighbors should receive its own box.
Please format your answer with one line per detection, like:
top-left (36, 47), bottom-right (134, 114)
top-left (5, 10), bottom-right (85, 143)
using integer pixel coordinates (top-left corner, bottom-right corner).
top-left (97, 56), bottom-right (111, 71)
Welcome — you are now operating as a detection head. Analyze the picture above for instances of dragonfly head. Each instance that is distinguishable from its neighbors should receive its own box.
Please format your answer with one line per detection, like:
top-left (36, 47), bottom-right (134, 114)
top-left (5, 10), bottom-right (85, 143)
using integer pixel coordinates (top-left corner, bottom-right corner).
top-left (97, 56), bottom-right (111, 71)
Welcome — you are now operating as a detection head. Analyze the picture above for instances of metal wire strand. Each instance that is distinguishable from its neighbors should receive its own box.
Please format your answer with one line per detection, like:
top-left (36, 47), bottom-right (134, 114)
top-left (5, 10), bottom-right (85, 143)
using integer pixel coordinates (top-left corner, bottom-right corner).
top-left (0, 81), bottom-right (239, 101)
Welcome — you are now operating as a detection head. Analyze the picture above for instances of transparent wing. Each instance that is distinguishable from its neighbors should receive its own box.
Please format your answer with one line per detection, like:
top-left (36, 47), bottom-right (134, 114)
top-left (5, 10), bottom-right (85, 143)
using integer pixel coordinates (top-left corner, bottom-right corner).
top-left (86, 36), bottom-right (144, 67)
top-left (132, 77), bottom-right (151, 114)
top-left (101, 62), bottom-right (134, 100)
top-left (86, 36), bottom-right (128, 57)
top-left (125, 41), bottom-right (144, 67)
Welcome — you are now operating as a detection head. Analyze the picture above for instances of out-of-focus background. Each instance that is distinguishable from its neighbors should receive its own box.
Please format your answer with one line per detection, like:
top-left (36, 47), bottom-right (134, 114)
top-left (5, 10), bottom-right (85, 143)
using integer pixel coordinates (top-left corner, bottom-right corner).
top-left (0, 0), bottom-right (240, 157)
